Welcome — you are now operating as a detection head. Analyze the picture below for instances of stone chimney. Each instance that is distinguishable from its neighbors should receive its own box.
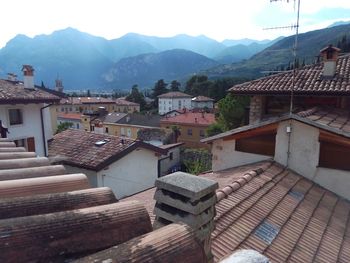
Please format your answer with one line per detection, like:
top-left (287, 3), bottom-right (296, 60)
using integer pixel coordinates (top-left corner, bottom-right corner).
top-left (55, 78), bottom-right (64, 92)
top-left (21, 65), bottom-right (35, 89)
top-left (7, 73), bottom-right (17, 81)
top-left (320, 45), bottom-right (341, 78)
top-left (153, 172), bottom-right (218, 262)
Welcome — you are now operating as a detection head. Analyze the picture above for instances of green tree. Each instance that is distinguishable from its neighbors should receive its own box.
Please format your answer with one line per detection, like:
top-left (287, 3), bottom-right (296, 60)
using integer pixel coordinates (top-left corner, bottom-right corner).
top-left (217, 94), bottom-right (249, 131)
top-left (185, 75), bottom-right (213, 97)
top-left (87, 89), bottom-right (91, 97)
top-left (56, 122), bottom-right (73, 134)
top-left (170, 80), bottom-right (181, 91)
top-left (126, 85), bottom-right (146, 111)
top-left (206, 123), bottom-right (224, 137)
top-left (152, 79), bottom-right (168, 107)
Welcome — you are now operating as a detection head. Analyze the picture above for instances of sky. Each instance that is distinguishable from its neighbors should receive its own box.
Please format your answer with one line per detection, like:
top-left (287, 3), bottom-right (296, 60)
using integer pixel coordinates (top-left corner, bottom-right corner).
top-left (1, 0), bottom-right (350, 48)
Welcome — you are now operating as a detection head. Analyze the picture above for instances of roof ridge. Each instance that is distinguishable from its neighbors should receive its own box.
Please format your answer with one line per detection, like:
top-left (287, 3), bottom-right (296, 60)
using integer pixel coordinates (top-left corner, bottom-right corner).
top-left (297, 107), bottom-right (319, 118)
top-left (216, 161), bottom-right (275, 202)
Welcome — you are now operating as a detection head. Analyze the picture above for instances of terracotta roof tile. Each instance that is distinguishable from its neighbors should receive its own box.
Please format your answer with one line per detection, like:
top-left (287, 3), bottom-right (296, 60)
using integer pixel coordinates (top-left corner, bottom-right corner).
top-left (229, 54), bottom-right (350, 95)
top-left (158, 91), bottom-right (192, 98)
top-left (0, 79), bottom-right (60, 103)
top-left (211, 161), bottom-right (350, 263)
top-left (160, 112), bottom-right (216, 126)
top-left (48, 129), bottom-right (165, 171)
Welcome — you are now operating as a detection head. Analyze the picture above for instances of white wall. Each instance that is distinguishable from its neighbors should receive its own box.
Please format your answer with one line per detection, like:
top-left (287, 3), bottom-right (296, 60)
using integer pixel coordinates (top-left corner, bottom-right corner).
top-left (97, 148), bottom-right (158, 199)
top-left (0, 103), bottom-right (46, 156)
top-left (315, 168), bottom-right (350, 200)
top-left (211, 139), bottom-right (271, 172)
top-left (158, 97), bottom-right (192, 114)
top-left (64, 165), bottom-right (97, 187)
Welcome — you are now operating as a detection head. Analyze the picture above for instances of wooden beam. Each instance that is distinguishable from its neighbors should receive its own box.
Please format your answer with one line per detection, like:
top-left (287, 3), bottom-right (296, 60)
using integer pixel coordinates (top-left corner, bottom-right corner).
top-left (319, 131), bottom-right (350, 148)
top-left (223, 123), bottom-right (278, 141)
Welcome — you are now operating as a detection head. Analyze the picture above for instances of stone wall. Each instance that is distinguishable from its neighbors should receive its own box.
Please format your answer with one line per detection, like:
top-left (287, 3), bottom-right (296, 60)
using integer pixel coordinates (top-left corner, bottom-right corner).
top-left (249, 96), bottom-right (265, 124)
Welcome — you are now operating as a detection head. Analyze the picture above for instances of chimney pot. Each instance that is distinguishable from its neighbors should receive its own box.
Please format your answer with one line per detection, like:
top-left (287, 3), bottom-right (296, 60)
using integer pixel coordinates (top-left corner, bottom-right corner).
top-left (320, 45), bottom-right (341, 78)
top-left (21, 65), bottom-right (35, 89)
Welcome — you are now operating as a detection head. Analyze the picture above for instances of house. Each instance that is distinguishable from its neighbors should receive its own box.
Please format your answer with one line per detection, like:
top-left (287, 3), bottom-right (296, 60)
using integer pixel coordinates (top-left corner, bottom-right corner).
top-left (0, 66), bottom-right (60, 156)
top-left (158, 91), bottom-right (192, 115)
top-left (160, 111), bottom-right (216, 149)
top-left (191, 95), bottom-right (214, 110)
top-left (158, 142), bottom-right (184, 176)
top-left (48, 129), bottom-right (167, 199)
top-left (57, 97), bottom-right (140, 115)
top-left (57, 113), bottom-right (83, 130)
top-left (229, 45), bottom-right (350, 124)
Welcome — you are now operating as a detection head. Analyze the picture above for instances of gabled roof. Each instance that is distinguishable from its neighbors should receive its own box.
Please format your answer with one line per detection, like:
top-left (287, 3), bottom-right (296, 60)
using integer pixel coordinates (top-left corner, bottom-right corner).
top-left (202, 107), bottom-right (350, 143)
top-left (161, 112), bottom-right (216, 127)
top-left (48, 129), bottom-right (167, 171)
top-left (116, 113), bottom-right (162, 127)
top-left (115, 98), bottom-right (140, 106)
top-left (57, 113), bottom-right (82, 120)
top-left (0, 79), bottom-right (61, 104)
top-left (103, 112), bottom-right (128, 123)
top-left (211, 160), bottom-right (350, 262)
top-left (158, 91), bottom-right (192, 98)
top-left (229, 54), bottom-right (350, 95)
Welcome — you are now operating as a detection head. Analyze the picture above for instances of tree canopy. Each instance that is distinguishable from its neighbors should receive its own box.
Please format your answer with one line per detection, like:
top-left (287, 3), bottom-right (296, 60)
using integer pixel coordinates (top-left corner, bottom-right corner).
top-left (126, 85), bottom-right (146, 111)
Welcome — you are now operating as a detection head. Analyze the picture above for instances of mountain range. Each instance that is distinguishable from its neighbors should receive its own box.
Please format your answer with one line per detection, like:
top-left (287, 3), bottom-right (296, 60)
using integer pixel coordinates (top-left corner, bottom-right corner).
top-left (0, 22), bottom-right (349, 91)
top-left (0, 28), bottom-right (276, 90)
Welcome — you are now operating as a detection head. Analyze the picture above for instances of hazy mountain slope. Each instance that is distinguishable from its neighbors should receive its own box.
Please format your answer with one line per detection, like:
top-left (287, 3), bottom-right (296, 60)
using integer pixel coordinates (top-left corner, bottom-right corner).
top-left (103, 49), bottom-right (219, 88)
top-left (204, 24), bottom-right (350, 79)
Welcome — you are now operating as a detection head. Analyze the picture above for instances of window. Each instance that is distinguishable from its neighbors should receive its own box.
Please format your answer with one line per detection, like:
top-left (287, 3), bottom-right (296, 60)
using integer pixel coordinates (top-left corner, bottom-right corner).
top-left (235, 133), bottom-right (276, 156)
top-left (127, 128), bottom-right (131, 137)
top-left (178, 100), bottom-right (182, 108)
top-left (90, 125), bottom-right (95, 131)
top-left (121, 127), bottom-right (125, 135)
top-left (69, 107), bottom-right (72, 112)
top-left (9, 109), bottom-right (23, 125)
top-left (169, 152), bottom-right (173, 160)
top-left (200, 130), bottom-right (205, 137)
top-left (187, 129), bottom-right (193, 136)
top-left (105, 127), bottom-right (109, 134)
top-left (76, 123), bottom-right (79, 129)
top-left (319, 141), bottom-right (350, 171)
top-left (61, 107), bottom-right (64, 112)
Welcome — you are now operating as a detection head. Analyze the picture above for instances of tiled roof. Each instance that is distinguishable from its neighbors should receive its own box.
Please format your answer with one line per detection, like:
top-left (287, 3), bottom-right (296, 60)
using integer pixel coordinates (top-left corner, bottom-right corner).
top-left (203, 107), bottom-right (350, 143)
top-left (160, 112), bottom-right (216, 126)
top-left (211, 161), bottom-right (350, 263)
top-left (0, 79), bottom-right (61, 103)
top-left (60, 97), bottom-right (116, 105)
top-left (115, 98), bottom-right (140, 106)
top-left (158, 91), bottom-right (192, 98)
top-left (48, 129), bottom-right (166, 171)
top-left (192, 95), bottom-right (214, 102)
top-left (57, 113), bottom-right (82, 120)
top-left (103, 112), bottom-right (128, 123)
top-left (117, 113), bottom-right (162, 127)
top-left (158, 142), bottom-right (184, 150)
top-left (229, 54), bottom-right (350, 95)
top-left (122, 160), bottom-right (350, 262)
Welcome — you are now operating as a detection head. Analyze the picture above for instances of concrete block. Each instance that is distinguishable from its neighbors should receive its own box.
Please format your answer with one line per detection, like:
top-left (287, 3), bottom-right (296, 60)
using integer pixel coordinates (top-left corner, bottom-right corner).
top-left (155, 172), bottom-right (218, 200)
top-left (154, 203), bottom-right (215, 229)
top-left (154, 189), bottom-right (216, 215)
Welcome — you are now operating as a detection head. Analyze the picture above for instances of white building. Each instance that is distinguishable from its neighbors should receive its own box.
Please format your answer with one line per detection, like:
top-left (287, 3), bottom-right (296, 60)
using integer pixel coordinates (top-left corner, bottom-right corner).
top-left (48, 129), bottom-right (167, 199)
top-left (0, 66), bottom-right (60, 156)
top-left (158, 92), bottom-right (192, 115)
top-left (202, 107), bottom-right (350, 200)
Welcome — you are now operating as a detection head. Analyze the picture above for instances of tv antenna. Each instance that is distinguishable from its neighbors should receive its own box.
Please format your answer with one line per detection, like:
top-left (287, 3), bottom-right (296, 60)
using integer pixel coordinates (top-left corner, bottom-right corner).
top-left (264, 0), bottom-right (301, 115)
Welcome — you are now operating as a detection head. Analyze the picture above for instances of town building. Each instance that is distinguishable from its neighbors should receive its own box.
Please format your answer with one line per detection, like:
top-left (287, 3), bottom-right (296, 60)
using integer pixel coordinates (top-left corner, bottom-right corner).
top-left (229, 45), bottom-right (350, 124)
top-left (158, 142), bottom-right (184, 176)
top-left (57, 113), bottom-right (83, 130)
top-left (48, 129), bottom-right (167, 199)
top-left (158, 91), bottom-right (192, 115)
top-left (0, 66), bottom-right (60, 156)
top-left (57, 97), bottom-right (140, 115)
top-left (160, 111), bottom-right (216, 149)
top-left (191, 95), bottom-right (214, 110)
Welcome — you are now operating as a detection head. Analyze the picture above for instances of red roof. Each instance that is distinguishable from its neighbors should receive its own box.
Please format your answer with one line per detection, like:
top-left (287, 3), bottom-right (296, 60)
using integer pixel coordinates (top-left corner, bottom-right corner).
top-left (160, 112), bottom-right (215, 127)
top-left (57, 113), bottom-right (82, 120)
top-left (158, 92), bottom-right (192, 98)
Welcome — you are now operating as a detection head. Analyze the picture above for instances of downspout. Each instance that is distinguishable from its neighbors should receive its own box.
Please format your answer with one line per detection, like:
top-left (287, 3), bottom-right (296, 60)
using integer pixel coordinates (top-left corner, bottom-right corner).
top-left (40, 103), bottom-right (53, 156)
